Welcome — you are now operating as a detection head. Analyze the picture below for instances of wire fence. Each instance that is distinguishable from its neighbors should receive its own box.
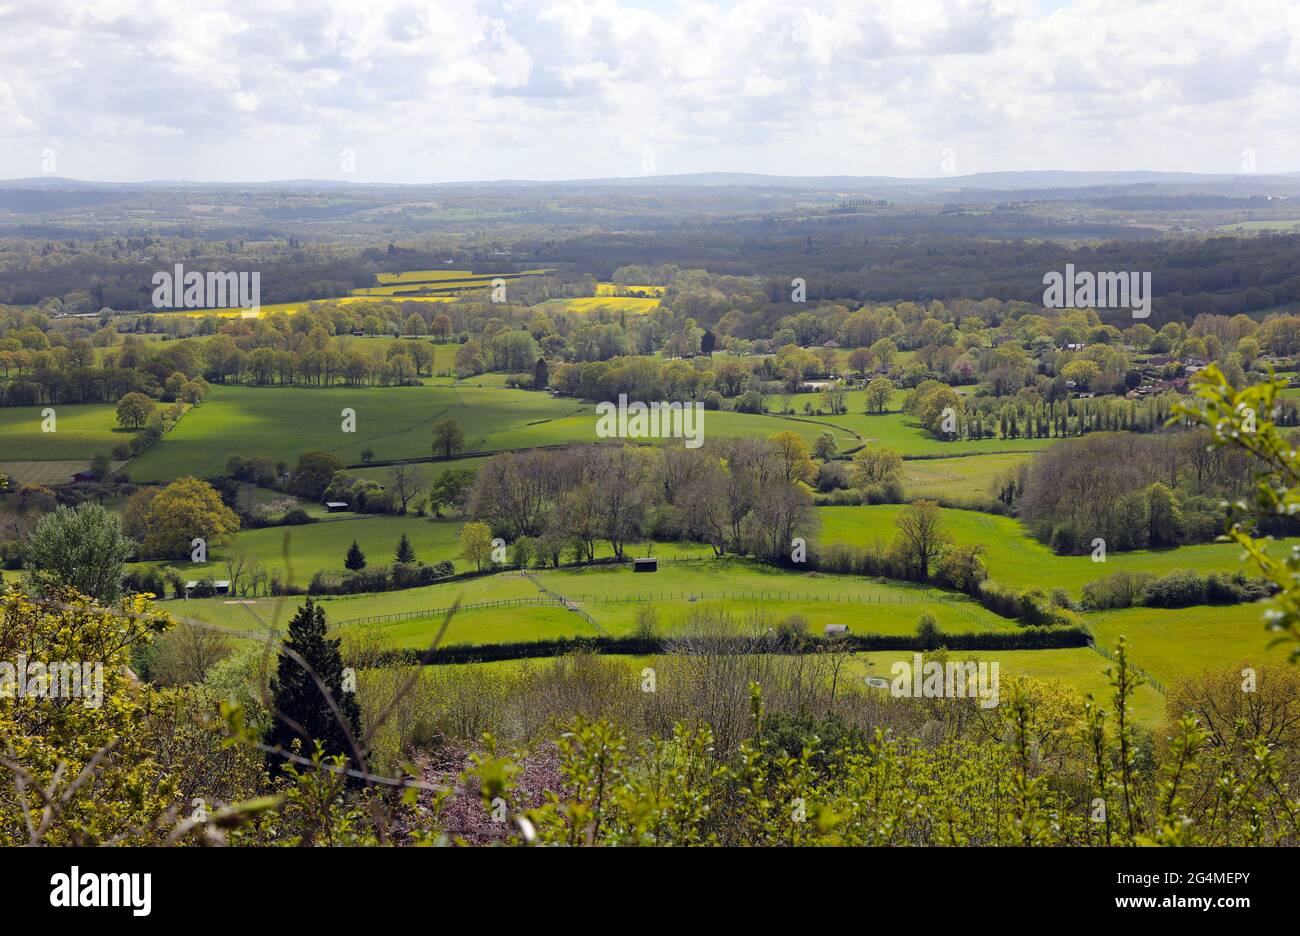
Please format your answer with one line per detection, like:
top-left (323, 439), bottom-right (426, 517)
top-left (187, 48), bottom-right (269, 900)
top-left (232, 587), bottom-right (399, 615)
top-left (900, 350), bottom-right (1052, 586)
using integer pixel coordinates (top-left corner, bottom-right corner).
top-left (1087, 641), bottom-right (1167, 694)
top-left (337, 596), bottom-right (566, 626)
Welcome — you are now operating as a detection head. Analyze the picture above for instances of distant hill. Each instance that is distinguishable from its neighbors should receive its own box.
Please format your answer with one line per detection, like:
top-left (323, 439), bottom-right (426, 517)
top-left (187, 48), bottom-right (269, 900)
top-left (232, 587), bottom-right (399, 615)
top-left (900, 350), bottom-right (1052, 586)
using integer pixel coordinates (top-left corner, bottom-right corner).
top-left (4, 169), bottom-right (1299, 194)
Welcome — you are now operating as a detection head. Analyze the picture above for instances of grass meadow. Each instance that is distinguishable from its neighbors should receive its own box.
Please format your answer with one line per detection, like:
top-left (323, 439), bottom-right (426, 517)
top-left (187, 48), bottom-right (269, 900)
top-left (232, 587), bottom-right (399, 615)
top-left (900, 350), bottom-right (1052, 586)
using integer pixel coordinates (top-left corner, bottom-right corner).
top-left (897, 453), bottom-right (1029, 504)
top-left (0, 403), bottom-right (132, 461)
top-left (815, 504), bottom-right (1281, 597)
top-left (122, 384), bottom-right (859, 480)
top-left (844, 649), bottom-right (1168, 726)
top-left (1086, 603), bottom-right (1290, 688)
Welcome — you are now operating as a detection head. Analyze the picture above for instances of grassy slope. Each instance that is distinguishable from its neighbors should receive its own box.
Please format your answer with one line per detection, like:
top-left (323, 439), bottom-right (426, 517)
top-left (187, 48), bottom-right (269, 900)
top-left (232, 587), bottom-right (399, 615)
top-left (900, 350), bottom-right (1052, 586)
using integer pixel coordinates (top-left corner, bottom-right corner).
top-left (845, 649), bottom-right (1167, 726)
top-left (898, 452), bottom-right (1030, 503)
top-left (177, 558), bottom-right (1006, 646)
top-left (1086, 603), bottom-right (1290, 688)
top-left (135, 515), bottom-right (716, 587)
top-left (124, 384), bottom-right (858, 481)
top-left (0, 403), bottom-right (130, 460)
top-left (816, 504), bottom-right (1281, 596)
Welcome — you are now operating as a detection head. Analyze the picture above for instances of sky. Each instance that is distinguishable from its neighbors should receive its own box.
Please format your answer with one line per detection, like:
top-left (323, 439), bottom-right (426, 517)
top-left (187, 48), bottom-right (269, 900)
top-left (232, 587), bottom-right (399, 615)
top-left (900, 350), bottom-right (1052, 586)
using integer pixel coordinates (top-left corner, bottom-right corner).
top-left (1, 0), bottom-right (1298, 183)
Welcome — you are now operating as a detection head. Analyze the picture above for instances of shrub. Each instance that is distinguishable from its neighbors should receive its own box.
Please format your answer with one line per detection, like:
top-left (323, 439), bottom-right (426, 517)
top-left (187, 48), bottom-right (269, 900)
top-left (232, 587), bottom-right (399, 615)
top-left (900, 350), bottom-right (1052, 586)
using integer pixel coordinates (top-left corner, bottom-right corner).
top-left (916, 613), bottom-right (942, 648)
top-left (1142, 569), bottom-right (1206, 607)
top-left (1081, 571), bottom-right (1154, 610)
top-left (634, 606), bottom-right (660, 640)
top-left (775, 614), bottom-right (810, 647)
top-left (308, 560), bottom-right (457, 596)
top-left (122, 567), bottom-right (169, 598)
top-left (862, 480), bottom-right (905, 505)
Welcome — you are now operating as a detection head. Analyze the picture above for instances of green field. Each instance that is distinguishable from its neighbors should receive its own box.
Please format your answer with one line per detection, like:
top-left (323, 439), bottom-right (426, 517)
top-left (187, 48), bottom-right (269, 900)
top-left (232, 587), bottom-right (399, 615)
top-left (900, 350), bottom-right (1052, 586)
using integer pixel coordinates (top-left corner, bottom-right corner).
top-left (823, 411), bottom-right (1055, 456)
top-left (140, 514), bottom-right (716, 588)
top-left (528, 559), bottom-right (1006, 635)
top-left (845, 648), bottom-right (1167, 726)
top-left (176, 557), bottom-right (1004, 647)
top-left (763, 387), bottom-right (1053, 457)
top-left (161, 516), bottom-right (465, 587)
top-left (816, 504), bottom-right (1283, 597)
top-left (899, 453), bottom-right (1029, 504)
top-left (0, 403), bottom-right (132, 461)
top-left (350, 455), bottom-right (494, 489)
top-left (1216, 219), bottom-right (1300, 232)
top-left (1086, 603), bottom-right (1289, 689)
top-left (125, 384), bottom-right (587, 480)
top-left (121, 384), bottom-right (857, 481)
top-left (0, 459), bottom-right (121, 487)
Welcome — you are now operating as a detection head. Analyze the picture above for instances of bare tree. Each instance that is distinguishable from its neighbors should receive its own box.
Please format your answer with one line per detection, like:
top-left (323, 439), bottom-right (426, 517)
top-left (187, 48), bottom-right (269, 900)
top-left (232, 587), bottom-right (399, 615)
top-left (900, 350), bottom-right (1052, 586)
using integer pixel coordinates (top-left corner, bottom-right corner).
top-left (153, 623), bottom-right (234, 685)
top-left (892, 500), bottom-right (951, 579)
top-left (223, 551), bottom-right (249, 597)
top-left (388, 464), bottom-right (425, 514)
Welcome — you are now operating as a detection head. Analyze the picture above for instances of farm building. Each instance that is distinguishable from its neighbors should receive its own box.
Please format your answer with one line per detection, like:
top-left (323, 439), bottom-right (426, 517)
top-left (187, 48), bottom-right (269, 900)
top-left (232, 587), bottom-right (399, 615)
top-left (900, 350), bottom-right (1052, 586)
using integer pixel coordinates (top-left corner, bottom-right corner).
top-left (633, 558), bottom-right (658, 573)
top-left (184, 580), bottom-right (232, 597)
top-left (324, 502), bottom-right (350, 513)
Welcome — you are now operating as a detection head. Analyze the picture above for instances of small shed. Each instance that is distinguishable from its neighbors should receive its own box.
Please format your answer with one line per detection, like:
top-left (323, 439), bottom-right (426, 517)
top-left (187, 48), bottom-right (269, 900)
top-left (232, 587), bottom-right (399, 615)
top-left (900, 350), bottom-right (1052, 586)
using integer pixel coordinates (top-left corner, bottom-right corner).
top-left (633, 558), bottom-right (658, 573)
top-left (70, 471), bottom-right (96, 484)
top-left (184, 580), bottom-right (231, 597)
top-left (823, 624), bottom-right (849, 636)
top-left (324, 501), bottom-right (350, 513)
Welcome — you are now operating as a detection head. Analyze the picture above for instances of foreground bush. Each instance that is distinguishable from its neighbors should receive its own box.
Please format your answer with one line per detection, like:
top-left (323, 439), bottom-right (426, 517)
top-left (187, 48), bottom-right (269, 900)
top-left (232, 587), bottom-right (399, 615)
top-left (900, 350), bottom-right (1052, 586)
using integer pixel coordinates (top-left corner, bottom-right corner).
top-left (4, 590), bottom-right (1297, 847)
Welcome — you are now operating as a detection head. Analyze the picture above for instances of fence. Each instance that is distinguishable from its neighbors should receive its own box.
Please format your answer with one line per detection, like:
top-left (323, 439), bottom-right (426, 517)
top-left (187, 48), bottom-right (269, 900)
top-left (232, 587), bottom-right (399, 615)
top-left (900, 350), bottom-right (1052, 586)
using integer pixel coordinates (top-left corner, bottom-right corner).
top-left (1087, 640), bottom-right (1167, 694)
top-left (337, 595), bottom-right (565, 627)
top-left (563, 590), bottom-right (938, 604)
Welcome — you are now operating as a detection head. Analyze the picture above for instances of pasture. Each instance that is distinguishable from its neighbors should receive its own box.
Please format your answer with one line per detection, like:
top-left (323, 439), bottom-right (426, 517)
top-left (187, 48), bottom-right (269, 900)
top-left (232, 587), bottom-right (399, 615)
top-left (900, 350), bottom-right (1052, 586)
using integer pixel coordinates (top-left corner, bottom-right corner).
top-left (823, 411), bottom-right (1055, 456)
top-left (0, 459), bottom-right (122, 487)
top-left (177, 557), bottom-right (1006, 648)
top-left (845, 649), bottom-right (1167, 726)
top-left (1086, 603), bottom-right (1290, 688)
top-left (123, 384), bottom-right (854, 481)
top-left (816, 504), bottom-right (1280, 597)
top-left (0, 403), bottom-right (131, 461)
top-left (165, 514), bottom-right (716, 588)
top-left (124, 384), bottom-right (588, 480)
top-left (898, 453), bottom-right (1028, 504)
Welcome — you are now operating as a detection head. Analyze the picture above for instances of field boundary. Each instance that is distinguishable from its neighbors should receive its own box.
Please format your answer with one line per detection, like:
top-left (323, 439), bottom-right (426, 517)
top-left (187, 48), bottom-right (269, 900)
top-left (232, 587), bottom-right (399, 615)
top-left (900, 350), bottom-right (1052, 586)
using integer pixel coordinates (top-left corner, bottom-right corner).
top-left (333, 587), bottom-right (975, 628)
top-left (365, 626), bottom-right (1092, 666)
top-left (1086, 636), bottom-right (1168, 694)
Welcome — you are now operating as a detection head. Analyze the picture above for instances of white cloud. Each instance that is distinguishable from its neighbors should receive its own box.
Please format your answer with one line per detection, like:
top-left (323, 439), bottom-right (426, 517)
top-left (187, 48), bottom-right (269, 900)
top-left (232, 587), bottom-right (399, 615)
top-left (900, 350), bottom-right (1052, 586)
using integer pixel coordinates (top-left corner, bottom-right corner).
top-left (0, 0), bottom-right (1296, 181)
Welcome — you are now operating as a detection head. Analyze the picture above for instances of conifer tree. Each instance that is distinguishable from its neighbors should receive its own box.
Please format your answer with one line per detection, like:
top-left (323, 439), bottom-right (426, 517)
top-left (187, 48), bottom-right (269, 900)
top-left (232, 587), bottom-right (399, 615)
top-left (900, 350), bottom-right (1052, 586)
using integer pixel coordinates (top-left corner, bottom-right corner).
top-left (395, 533), bottom-right (416, 564)
top-left (265, 599), bottom-right (362, 778)
top-left (344, 540), bottom-right (367, 571)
